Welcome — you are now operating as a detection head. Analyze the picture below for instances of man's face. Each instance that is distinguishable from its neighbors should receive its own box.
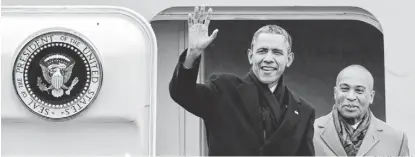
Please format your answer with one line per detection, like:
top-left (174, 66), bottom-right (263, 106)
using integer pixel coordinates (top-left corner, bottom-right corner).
top-left (334, 68), bottom-right (375, 119)
top-left (248, 33), bottom-right (293, 85)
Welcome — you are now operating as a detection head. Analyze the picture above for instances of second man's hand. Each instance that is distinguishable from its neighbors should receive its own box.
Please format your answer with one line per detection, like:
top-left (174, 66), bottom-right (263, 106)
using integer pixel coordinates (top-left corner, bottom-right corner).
top-left (184, 5), bottom-right (219, 69)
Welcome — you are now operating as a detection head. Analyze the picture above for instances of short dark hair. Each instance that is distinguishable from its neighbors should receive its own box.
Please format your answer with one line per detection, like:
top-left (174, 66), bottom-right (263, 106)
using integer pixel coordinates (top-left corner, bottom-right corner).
top-left (251, 25), bottom-right (293, 53)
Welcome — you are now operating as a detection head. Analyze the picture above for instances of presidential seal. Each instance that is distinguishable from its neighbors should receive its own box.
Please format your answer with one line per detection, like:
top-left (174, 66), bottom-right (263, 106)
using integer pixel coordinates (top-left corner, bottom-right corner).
top-left (13, 28), bottom-right (103, 121)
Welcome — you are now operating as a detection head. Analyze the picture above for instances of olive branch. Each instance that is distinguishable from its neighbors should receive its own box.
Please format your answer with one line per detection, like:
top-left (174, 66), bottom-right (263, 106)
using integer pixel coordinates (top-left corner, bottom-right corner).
top-left (37, 77), bottom-right (49, 94)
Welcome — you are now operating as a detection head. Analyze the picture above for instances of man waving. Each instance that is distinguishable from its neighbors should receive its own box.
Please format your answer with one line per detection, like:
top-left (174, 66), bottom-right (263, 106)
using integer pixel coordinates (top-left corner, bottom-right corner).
top-left (169, 6), bottom-right (316, 156)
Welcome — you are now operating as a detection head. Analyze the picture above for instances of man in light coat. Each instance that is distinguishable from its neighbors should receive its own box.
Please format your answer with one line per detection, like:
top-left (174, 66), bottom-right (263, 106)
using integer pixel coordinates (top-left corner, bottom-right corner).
top-left (313, 64), bottom-right (410, 156)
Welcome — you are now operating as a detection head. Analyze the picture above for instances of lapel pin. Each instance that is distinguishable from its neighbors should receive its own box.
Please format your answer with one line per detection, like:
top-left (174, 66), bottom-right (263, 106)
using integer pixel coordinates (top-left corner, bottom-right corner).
top-left (294, 110), bottom-right (299, 115)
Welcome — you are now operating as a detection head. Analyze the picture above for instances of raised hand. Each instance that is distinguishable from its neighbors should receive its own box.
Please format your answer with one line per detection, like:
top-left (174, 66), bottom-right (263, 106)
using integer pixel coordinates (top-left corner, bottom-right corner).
top-left (185, 5), bottom-right (219, 66)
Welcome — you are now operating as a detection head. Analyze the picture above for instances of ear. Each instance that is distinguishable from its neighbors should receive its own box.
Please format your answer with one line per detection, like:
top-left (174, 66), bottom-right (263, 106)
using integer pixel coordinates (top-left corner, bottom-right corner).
top-left (286, 51), bottom-right (294, 67)
top-left (369, 90), bottom-right (375, 104)
top-left (247, 49), bottom-right (253, 64)
top-left (333, 86), bottom-right (338, 100)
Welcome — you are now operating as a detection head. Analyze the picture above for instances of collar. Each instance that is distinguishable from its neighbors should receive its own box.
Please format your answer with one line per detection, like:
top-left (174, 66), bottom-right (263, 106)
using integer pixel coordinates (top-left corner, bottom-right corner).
top-left (248, 69), bottom-right (286, 104)
top-left (318, 110), bottom-right (383, 156)
top-left (270, 84), bottom-right (277, 92)
top-left (318, 107), bottom-right (383, 132)
top-left (351, 121), bottom-right (361, 129)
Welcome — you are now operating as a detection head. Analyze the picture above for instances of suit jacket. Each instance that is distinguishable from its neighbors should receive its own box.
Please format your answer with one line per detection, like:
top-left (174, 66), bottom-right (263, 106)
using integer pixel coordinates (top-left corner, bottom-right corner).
top-left (313, 111), bottom-right (410, 156)
top-left (169, 50), bottom-right (316, 156)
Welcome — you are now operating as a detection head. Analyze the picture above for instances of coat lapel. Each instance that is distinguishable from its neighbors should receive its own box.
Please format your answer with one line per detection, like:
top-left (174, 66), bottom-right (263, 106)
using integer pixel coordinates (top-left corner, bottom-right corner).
top-left (319, 113), bottom-right (348, 156)
top-left (267, 91), bottom-right (301, 143)
top-left (237, 73), bottom-right (302, 143)
top-left (356, 113), bottom-right (381, 156)
top-left (237, 75), bottom-right (262, 139)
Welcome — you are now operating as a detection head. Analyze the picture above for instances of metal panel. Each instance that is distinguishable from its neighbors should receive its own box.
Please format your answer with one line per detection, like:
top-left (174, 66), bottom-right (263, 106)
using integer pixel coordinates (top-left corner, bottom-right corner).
top-left (1, 6), bottom-right (157, 156)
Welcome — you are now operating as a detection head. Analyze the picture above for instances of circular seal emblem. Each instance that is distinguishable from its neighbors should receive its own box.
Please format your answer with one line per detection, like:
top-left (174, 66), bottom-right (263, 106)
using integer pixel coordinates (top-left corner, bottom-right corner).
top-left (13, 28), bottom-right (103, 121)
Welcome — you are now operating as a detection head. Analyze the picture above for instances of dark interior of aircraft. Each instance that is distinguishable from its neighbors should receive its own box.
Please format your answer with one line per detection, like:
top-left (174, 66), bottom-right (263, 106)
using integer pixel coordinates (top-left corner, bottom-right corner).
top-left (204, 20), bottom-right (385, 120)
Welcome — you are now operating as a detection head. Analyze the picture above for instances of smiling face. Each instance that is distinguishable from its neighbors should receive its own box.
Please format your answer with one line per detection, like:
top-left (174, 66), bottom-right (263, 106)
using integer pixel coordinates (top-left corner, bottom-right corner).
top-left (248, 32), bottom-right (293, 86)
top-left (334, 65), bottom-right (375, 120)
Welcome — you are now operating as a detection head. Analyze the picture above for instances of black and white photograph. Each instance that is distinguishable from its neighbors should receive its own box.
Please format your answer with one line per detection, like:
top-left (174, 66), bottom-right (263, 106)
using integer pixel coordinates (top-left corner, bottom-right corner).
top-left (2, 1), bottom-right (415, 156)
top-left (167, 5), bottom-right (408, 156)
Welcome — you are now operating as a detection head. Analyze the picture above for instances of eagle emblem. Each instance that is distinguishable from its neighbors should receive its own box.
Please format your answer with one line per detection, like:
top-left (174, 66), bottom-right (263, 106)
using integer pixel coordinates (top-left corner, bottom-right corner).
top-left (37, 53), bottom-right (79, 98)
